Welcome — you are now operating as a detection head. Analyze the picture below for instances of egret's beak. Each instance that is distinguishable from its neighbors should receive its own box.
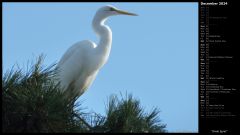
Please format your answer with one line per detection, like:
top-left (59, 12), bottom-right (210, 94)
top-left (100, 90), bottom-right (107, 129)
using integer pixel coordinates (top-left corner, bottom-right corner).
top-left (114, 9), bottom-right (138, 16)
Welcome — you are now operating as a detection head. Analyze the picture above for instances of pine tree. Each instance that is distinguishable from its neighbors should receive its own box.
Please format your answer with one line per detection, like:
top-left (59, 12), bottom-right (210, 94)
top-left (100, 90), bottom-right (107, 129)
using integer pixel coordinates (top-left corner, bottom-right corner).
top-left (2, 55), bottom-right (167, 133)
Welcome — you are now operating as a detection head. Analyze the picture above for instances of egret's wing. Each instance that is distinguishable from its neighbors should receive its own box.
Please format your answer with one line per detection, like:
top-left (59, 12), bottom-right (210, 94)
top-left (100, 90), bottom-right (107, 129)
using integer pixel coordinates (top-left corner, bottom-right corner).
top-left (57, 40), bottom-right (96, 92)
top-left (57, 40), bottom-right (96, 66)
top-left (57, 43), bottom-right (81, 67)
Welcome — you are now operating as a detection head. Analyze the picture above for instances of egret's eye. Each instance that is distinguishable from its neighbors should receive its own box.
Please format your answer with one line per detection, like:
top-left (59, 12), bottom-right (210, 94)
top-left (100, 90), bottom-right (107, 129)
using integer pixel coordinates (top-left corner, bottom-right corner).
top-left (109, 7), bottom-right (115, 11)
top-left (104, 7), bottom-right (114, 12)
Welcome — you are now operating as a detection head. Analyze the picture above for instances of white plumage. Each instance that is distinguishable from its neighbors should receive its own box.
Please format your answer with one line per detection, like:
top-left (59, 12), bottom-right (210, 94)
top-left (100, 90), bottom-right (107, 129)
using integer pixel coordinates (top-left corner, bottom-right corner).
top-left (56, 5), bottom-right (137, 97)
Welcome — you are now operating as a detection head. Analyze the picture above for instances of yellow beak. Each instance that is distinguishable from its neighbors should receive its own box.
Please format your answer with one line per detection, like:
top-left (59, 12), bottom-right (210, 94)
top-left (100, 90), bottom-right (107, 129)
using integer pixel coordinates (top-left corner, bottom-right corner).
top-left (114, 9), bottom-right (138, 16)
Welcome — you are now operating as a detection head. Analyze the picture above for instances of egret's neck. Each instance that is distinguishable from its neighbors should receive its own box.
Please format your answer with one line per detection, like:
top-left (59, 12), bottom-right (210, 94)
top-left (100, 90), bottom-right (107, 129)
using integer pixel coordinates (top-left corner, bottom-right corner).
top-left (92, 15), bottom-right (112, 57)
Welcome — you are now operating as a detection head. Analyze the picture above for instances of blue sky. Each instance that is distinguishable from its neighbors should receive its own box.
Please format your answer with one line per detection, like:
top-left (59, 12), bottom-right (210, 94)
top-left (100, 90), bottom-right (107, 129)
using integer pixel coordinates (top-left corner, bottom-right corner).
top-left (3, 2), bottom-right (198, 132)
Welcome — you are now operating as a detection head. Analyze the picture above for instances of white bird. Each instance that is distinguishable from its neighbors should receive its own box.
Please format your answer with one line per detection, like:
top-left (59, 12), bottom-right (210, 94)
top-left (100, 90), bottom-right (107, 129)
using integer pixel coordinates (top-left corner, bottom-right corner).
top-left (56, 5), bottom-right (137, 97)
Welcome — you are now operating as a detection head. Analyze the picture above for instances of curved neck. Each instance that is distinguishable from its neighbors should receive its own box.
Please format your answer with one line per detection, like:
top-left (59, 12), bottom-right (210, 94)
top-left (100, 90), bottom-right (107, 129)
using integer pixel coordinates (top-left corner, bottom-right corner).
top-left (92, 15), bottom-right (112, 57)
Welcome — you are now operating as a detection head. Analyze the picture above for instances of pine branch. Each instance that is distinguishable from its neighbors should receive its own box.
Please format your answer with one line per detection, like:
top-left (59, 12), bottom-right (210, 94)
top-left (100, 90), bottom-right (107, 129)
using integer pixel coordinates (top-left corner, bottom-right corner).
top-left (2, 55), bottom-right (167, 133)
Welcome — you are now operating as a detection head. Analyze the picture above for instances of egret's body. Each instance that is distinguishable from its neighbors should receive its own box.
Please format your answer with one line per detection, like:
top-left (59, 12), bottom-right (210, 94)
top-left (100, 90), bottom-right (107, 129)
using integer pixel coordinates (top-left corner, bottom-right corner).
top-left (56, 5), bottom-right (137, 97)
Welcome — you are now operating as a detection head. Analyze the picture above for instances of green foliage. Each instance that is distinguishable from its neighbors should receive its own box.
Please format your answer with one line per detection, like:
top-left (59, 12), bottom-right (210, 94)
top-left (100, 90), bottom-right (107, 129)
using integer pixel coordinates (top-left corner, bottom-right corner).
top-left (101, 94), bottom-right (167, 133)
top-left (2, 55), bottom-right (167, 133)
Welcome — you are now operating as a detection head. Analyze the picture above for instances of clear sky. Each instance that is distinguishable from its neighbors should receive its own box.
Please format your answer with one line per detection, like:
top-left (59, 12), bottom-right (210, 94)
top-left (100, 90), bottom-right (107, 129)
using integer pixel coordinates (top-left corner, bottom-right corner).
top-left (3, 2), bottom-right (198, 132)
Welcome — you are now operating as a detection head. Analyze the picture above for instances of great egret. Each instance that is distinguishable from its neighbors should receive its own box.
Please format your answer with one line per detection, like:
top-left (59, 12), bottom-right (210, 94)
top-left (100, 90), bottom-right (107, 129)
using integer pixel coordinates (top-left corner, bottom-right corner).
top-left (56, 5), bottom-right (137, 97)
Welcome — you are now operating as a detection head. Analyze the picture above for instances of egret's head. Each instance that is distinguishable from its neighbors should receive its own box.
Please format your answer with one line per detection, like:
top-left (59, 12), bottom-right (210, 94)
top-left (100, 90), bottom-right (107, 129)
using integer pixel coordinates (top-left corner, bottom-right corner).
top-left (96, 5), bottom-right (138, 19)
